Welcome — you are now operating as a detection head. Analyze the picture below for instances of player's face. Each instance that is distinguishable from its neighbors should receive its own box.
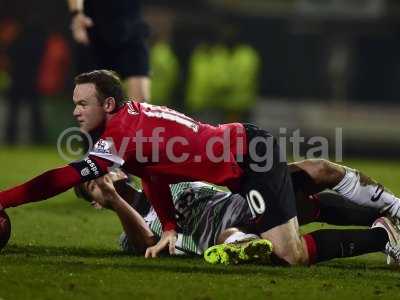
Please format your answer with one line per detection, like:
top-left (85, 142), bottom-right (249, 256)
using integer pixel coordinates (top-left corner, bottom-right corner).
top-left (73, 83), bottom-right (107, 133)
top-left (84, 181), bottom-right (105, 209)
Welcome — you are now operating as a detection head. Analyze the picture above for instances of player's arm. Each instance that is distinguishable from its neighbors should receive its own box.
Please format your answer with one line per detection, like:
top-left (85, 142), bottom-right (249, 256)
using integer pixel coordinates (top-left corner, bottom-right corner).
top-left (94, 176), bottom-right (157, 254)
top-left (0, 156), bottom-right (110, 209)
top-left (67, 0), bottom-right (92, 45)
top-left (141, 178), bottom-right (178, 258)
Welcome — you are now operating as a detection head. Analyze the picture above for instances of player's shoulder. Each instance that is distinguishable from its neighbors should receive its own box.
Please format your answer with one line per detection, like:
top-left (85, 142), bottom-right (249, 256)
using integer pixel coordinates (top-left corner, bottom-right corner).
top-left (103, 101), bottom-right (137, 133)
top-left (113, 101), bottom-right (139, 119)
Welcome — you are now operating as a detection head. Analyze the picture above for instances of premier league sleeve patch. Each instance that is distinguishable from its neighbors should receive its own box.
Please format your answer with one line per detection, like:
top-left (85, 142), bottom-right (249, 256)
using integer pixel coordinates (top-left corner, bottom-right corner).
top-left (70, 157), bottom-right (103, 180)
top-left (89, 138), bottom-right (125, 167)
top-left (93, 139), bottom-right (113, 155)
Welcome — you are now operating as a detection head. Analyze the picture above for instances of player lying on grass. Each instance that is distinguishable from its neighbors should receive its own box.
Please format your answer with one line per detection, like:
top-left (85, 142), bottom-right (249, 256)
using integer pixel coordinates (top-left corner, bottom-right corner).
top-left (1, 69), bottom-right (400, 266)
top-left (76, 169), bottom-right (267, 257)
top-left (75, 162), bottom-right (400, 266)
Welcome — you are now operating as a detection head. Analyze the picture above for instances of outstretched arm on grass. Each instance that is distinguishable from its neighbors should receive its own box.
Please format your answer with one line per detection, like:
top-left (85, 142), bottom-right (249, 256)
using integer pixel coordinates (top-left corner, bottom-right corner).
top-left (94, 175), bottom-right (157, 254)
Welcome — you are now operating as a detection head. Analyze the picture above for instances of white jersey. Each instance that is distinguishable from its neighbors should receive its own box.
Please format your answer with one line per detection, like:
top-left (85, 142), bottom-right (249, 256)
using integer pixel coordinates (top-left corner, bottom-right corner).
top-left (120, 181), bottom-right (250, 255)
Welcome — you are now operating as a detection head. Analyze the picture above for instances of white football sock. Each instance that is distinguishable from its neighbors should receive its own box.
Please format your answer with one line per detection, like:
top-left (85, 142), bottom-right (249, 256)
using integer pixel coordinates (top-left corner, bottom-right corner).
top-left (333, 168), bottom-right (400, 219)
top-left (224, 232), bottom-right (259, 244)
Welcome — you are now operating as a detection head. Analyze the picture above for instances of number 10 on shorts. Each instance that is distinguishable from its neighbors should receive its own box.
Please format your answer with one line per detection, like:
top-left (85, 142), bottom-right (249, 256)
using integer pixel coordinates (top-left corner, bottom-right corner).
top-left (246, 190), bottom-right (266, 219)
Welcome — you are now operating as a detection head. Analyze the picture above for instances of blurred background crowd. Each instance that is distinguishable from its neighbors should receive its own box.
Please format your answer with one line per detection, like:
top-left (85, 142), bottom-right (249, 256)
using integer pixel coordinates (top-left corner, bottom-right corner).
top-left (0, 0), bottom-right (400, 157)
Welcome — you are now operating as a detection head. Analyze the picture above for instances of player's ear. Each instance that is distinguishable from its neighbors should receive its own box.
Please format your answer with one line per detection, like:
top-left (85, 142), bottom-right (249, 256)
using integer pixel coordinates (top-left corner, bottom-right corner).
top-left (103, 97), bottom-right (116, 113)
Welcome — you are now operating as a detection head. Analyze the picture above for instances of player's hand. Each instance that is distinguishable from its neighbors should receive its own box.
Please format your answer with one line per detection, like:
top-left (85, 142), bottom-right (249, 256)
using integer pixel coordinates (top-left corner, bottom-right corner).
top-left (108, 170), bottom-right (128, 182)
top-left (71, 12), bottom-right (93, 45)
top-left (94, 175), bottom-right (119, 208)
top-left (95, 175), bottom-right (116, 194)
top-left (145, 230), bottom-right (177, 258)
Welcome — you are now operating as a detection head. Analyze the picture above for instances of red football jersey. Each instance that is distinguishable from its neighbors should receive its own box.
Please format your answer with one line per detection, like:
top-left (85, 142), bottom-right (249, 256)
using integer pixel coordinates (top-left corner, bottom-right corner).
top-left (89, 101), bottom-right (247, 230)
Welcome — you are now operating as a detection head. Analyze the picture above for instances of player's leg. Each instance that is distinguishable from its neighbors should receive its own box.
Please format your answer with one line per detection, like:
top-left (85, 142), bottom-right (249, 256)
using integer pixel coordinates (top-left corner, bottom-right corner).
top-left (243, 157), bottom-right (387, 265)
top-left (124, 76), bottom-right (150, 101)
top-left (274, 163), bottom-right (388, 265)
top-left (29, 90), bottom-right (45, 144)
top-left (117, 36), bottom-right (150, 102)
top-left (296, 191), bottom-right (379, 227)
top-left (207, 200), bottom-right (386, 266)
top-left (217, 192), bottom-right (380, 265)
top-left (301, 226), bottom-right (389, 265)
top-left (210, 174), bottom-right (387, 266)
top-left (257, 209), bottom-right (385, 266)
top-left (228, 213), bottom-right (384, 267)
top-left (212, 218), bottom-right (391, 266)
top-left (293, 159), bottom-right (400, 220)
top-left (259, 217), bottom-right (308, 265)
top-left (300, 213), bottom-right (400, 267)
top-left (289, 161), bottom-right (352, 226)
top-left (5, 90), bottom-right (21, 144)
top-left (234, 125), bottom-right (386, 266)
top-left (288, 160), bottom-right (343, 195)
top-left (315, 192), bottom-right (379, 226)
top-left (258, 215), bottom-right (391, 266)
top-left (290, 163), bottom-right (380, 226)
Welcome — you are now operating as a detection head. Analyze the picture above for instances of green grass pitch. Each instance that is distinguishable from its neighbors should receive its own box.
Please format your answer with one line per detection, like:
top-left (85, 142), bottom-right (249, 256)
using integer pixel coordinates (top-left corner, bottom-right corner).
top-left (0, 147), bottom-right (400, 299)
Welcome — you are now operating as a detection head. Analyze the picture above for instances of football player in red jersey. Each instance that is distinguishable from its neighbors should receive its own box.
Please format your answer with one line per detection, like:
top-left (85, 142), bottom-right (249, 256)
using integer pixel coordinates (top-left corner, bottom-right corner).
top-left (2, 70), bottom-right (400, 265)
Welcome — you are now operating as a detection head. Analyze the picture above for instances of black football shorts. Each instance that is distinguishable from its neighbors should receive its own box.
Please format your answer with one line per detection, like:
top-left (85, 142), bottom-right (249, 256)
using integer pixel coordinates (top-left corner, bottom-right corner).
top-left (77, 25), bottom-right (150, 79)
top-left (237, 123), bottom-right (297, 233)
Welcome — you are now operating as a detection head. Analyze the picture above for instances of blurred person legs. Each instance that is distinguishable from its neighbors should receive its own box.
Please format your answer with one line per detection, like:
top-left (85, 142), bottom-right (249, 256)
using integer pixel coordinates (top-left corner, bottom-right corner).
top-left (5, 23), bottom-right (46, 144)
top-left (74, 32), bottom-right (150, 102)
top-left (70, 0), bottom-right (150, 102)
top-left (87, 34), bottom-right (150, 101)
top-left (124, 76), bottom-right (150, 101)
top-left (5, 90), bottom-right (44, 145)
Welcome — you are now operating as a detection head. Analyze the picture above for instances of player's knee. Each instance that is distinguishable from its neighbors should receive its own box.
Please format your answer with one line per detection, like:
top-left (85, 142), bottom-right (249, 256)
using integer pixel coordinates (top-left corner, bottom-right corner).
top-left (305, 159), bottom-right (343, 186)
top-left (276, 251), bottom-right (308, 266)
top-left (273, 240), bottom-right (308, 266)
top-left (283, 252), bottom-right (308, 266)
top-left (312, 159), bottom-right (331, 182)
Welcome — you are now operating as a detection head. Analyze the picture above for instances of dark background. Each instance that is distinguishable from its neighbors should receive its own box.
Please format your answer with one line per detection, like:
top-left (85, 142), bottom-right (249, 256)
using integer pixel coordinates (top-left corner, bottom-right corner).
top-left (0, 0), bottom-right (399, 157)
